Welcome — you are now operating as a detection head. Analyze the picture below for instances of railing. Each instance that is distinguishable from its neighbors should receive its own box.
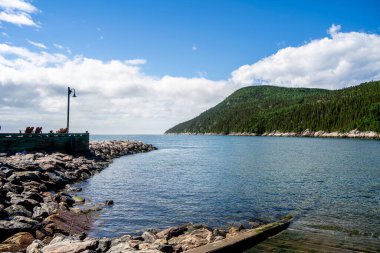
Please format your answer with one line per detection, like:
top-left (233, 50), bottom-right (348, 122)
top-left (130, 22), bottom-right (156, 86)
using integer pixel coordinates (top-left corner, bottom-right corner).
top-left (0, 133), bottom-right (90, 155)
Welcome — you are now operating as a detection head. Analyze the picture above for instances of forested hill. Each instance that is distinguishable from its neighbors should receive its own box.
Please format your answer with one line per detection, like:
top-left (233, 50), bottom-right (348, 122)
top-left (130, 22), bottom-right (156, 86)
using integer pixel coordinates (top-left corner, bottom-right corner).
top-left (165, 81), bottom-right (380, 134)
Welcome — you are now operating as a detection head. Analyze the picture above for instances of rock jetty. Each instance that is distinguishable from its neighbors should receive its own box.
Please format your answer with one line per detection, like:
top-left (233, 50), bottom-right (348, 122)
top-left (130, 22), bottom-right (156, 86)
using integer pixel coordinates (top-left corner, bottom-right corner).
top-left (22, 218), bottom-right (291, 253)
top-left (0, 140), bottom-right (156, 252)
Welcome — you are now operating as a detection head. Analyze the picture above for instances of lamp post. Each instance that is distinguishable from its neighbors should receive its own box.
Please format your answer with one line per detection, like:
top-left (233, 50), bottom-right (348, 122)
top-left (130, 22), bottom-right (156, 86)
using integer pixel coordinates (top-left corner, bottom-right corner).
top-left (67, 87), bottom-right (77, 133)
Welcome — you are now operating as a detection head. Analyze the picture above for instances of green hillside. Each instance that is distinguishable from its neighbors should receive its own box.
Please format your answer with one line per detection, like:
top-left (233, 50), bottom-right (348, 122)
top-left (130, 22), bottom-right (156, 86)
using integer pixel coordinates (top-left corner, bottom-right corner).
top-left (166, 81), bottom-right (380, 134)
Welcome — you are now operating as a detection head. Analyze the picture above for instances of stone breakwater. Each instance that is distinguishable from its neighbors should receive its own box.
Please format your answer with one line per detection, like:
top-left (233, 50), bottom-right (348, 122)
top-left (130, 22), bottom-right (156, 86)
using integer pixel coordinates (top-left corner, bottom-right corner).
top-left (0, 140), bottom-right (156, 252)
top-left (22, 223), bottom-right (264, 253)
top-left (170, 129), bottom-right (380, 139)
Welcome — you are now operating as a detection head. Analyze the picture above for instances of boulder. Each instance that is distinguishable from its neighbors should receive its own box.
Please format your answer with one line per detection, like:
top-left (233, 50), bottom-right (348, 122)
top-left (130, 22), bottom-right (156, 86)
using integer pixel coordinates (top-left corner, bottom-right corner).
top-left (33, 202), bottom-right (58, 219)
top-left (106, 242), bottom-right (133, 253)
top-left (41, 237), bottom-right (98, 253)
top-left (0, 220), bottom-right (33, 241)
top-left (96, 238), bottom-right (111, 252)
top-left (168, 228), bottom-right (213, 251)
top-left (0, 232), bottom-right (34, 252)
top-left (142, 231), bottom-right (158, 243)
top-left (5, 204), bottom-right (33, 217)
top-left (26, 239), bottom-right (45, 253)
top-left (12, 216), bottom-right (40, 228)
top-left (72, 196), bottom-right (85, 204)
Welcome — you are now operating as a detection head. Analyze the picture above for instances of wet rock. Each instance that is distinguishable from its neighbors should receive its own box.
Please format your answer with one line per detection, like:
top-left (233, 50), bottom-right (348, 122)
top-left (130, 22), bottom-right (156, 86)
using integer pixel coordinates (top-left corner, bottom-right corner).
top-left (105, 200), bottom-right (114, 206)
top-left (73, 196), bottom-right (85, 204)
top-left (0, 232), bottom-right (35, 252)
top-left (212, 228), bottom-right (226, 237)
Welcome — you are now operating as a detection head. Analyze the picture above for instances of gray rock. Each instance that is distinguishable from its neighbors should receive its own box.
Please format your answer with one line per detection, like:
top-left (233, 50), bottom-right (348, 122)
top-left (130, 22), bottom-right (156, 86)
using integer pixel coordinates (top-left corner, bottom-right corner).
top-left (26, 239), bottom-right (45, 253)
top-left (12, 215), bottom-right (40, 228)
top-left (33, 202), bottom-right (58, 219)
top-left (142, 231), bottom-right (158, 243)
top-left (5, 204), bottom-right (33, 217)
top-left (96, 238), bottom-right (111, 252)
top-left (0, 220), bottom-right (33, 241)
top-left (7, 171), bottom-right (43, 184)
top-left (41, 235), bottom-right (98, 253)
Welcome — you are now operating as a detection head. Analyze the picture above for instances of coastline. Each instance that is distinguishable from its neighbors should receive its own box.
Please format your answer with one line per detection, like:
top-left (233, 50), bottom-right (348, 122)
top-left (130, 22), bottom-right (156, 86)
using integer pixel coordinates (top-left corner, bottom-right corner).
top-left (0, 140), bottom-right (290, 253)
top-left (166, 129), bottom-right (380, 139)
top-left (0, 140), bottom-right (156, 251)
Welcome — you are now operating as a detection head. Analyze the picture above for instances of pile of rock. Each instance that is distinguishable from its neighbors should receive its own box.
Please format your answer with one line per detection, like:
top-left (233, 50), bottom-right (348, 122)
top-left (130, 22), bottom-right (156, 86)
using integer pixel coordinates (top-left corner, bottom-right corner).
top-left (25, 223), bottom-right (247, 253)
top-left (0, 140), bottom-right (156, 252)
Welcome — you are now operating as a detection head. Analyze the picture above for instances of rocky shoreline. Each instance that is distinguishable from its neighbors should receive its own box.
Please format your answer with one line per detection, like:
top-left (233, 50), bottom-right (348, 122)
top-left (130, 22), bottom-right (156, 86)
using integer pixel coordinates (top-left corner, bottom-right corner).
top-left (0, 140), bottom-right (287, 253)
top-left (168, 129), bottom-right (380, 139)
top-left (0, 140), bottom-right (156, 252)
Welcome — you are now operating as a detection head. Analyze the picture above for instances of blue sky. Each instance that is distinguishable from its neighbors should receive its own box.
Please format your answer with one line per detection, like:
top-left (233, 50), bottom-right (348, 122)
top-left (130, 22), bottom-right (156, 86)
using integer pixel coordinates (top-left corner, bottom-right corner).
top-left (1, 0), bottom-right (380, 133)
top-left (3, 0), bottom-right (380, 80)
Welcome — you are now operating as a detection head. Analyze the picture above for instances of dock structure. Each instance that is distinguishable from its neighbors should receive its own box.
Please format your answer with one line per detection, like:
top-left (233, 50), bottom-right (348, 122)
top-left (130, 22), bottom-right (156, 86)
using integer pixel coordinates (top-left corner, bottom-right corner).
top-left (0, 132), bottom-right (89, 155)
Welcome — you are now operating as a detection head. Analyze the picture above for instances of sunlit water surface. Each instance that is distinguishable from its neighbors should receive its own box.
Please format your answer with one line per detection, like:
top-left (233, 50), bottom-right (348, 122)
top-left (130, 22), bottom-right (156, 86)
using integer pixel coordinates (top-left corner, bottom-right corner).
top-left (76, 135), bottom-right (379, 251)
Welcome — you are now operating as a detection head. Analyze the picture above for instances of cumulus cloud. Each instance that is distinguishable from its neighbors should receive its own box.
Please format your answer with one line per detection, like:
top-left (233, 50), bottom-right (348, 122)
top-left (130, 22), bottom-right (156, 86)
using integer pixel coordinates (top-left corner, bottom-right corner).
top-left (328, 24), bottom-right (341, 36)
top-left (0, 0), bottom-right (39, 27)
top-left (1, 25), bottom-right (380, 133)
top-left (0, 44), bottom-right (236, 133)
top-left (27, 40), bottom-right (47, 49)
top-left (231, 25), bottom-right (380, 89)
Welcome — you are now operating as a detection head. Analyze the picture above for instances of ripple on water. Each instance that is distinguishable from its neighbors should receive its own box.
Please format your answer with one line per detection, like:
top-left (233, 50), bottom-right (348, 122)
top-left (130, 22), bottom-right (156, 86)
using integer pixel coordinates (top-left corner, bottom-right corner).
top-left (79, 135), bottom-right (380, 252)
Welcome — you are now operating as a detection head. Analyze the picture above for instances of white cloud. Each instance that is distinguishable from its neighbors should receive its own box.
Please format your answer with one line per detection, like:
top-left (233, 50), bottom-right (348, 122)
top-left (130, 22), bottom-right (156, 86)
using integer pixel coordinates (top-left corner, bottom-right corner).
top-left (53, 43), bottom-right (64, 50)
top-left (328, 24), bottom-right (341, 36)
top-left (125, 59), bottom-right (147, 65)
top-left (1, 25), bottom-right (380, 133)
top-left (0, 0), bottom-right (38, 27)
top-left (27, 40), bottom-right (47, 49)
top-left (54, 43), bottom-right (72, 54)
top-left (231, 25), bottom-right (380, 89)
top-left (192, 44), bottom-right (197, 51)
top-left (0, 0), bottom-right (36, 13)
top-left (0, 43), bottom-right (237, 134)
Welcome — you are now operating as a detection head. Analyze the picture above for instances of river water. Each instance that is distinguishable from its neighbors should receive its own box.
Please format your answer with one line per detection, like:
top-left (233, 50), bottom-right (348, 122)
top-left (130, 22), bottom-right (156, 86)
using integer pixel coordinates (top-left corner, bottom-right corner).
top-left (77, 135), bottom-right (380, 251)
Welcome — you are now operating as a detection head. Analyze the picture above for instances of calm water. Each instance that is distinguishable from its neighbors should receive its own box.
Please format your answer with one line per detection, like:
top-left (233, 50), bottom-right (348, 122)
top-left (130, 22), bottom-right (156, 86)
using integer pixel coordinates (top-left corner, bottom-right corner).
top-left (77, 135), bottom-right (380, 250)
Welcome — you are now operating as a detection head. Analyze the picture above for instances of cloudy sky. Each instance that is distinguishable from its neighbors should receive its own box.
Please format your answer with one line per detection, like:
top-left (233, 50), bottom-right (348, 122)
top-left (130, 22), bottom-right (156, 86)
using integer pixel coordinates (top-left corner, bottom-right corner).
top-left (1, 0), bottom-right (380, 134)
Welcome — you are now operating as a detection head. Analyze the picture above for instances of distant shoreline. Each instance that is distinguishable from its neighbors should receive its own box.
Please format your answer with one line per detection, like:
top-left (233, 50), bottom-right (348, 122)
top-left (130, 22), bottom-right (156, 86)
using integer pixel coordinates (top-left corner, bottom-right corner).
top-left (166, 129), bottom-right (380, 139)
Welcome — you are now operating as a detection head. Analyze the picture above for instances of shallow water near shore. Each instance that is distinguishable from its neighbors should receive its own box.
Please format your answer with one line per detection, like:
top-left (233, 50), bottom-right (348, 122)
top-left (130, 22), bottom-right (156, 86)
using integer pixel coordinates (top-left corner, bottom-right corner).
top-left (79, 135), bottom-right (380, 251)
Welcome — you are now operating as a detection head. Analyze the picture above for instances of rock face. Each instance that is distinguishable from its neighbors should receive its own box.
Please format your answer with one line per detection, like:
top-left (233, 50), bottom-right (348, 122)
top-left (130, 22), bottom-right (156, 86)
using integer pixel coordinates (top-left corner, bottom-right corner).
top-left (0, 140), bottom-right (156, 249)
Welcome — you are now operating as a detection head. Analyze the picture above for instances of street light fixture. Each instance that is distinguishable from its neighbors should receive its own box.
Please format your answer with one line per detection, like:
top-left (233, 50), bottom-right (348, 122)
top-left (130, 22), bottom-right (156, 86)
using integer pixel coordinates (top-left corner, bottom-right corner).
top-left (67, 87), bottom-right (77, 133)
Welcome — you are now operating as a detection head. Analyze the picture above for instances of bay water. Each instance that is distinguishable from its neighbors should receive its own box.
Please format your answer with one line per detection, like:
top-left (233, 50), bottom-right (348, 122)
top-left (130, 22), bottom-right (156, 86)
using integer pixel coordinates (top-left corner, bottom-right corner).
top-left (76, 135), bottom-right (380, 251)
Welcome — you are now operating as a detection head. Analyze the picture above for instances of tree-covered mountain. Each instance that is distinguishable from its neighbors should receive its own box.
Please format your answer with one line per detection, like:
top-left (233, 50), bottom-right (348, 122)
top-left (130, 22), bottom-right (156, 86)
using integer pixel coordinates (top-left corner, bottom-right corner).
top-left (165, 81), bottom-right (380, 134)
